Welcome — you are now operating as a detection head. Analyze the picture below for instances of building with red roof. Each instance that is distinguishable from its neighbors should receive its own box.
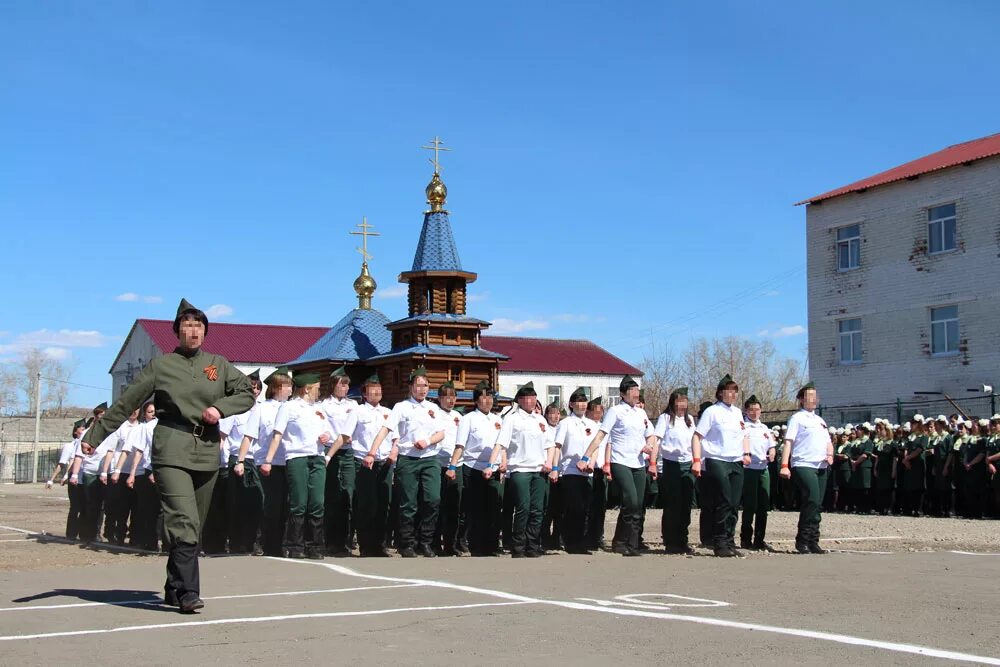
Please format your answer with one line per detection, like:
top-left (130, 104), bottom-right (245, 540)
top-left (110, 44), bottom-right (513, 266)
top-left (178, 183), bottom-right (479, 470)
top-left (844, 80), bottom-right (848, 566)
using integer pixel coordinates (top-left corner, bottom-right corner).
top-left (799, 132), bottom-right (999, 418)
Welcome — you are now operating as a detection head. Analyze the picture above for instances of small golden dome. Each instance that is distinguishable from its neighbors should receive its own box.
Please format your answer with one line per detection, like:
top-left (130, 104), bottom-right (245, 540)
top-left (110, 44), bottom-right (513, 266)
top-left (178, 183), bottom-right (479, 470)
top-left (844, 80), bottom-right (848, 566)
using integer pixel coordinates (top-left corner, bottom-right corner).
top-left (354, 262), bottom-right (377, 309)
top-left (425, 172), bottom-right (447, 212)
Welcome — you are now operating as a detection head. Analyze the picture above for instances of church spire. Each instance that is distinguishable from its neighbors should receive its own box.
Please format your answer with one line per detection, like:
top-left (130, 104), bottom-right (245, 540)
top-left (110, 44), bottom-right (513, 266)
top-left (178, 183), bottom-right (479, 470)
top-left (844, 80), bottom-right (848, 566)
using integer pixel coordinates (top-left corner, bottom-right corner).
top-left (421, 136), bottom-right (451, 212)
top-left (350, 217), bottom-right (380, 310)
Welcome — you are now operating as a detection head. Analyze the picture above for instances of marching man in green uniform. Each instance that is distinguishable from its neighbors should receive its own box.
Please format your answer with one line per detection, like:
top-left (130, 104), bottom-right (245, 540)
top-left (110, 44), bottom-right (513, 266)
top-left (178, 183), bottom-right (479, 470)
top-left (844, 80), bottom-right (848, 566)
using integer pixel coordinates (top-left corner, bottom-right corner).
top-left (82, 299), bottom-right (255, 613)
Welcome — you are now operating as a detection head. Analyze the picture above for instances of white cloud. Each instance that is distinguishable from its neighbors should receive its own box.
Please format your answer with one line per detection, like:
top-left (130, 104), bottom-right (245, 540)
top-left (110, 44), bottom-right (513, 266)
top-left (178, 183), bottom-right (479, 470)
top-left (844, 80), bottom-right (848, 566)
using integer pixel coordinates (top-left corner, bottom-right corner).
top-left (467, 291), bottom-right (489, 303)
top-left (759, 325), bottom-right (806, 338)
top-left (376, 286), bottom-right (408, 299)
top-left (143, 295), bottom-right (163, 304)
top-left (489, 318), bottom-right (550, 335)
top-left (18, 329), bottom-right (111, 348)
top-left (205, 304), bottom-right (234, 319)
top-left (42, 347), bottom-right (71, 360)
top-left (115, 292), bottom-right (139, 302)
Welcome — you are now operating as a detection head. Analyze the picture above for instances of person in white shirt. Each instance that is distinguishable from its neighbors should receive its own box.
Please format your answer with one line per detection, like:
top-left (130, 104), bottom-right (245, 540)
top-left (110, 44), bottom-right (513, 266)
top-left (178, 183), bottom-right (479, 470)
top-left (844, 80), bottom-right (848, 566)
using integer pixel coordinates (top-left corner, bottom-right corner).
top-left (51, 419), bottom-right (87, 540)
top-left (578, 376), bottom-right (656, 557)
top-left (350, 373), bottom-right (396, 557)
top-left (100, 408), bottom-right (141, 545)
top-left (779, 382), bottom-right (834, 554)
top-left (368, 366), bottom-right (445, 558)
top-left (124, 401), bottom-right (160, 551)
top-left (249, 368), bottom-right (293, 556)
top-left (261, 371), bottom-right (336, 559)
top-left (652, 387), bottom-right (697, 555)
top-left (447, 380), bottom-right (503, 557)
top-left (218, 369), bottom-right (262, 555)
top-left (485, 382), bottom-right (556, 557)
top-left (584, 397), bottom-right (609, 550)
top-left (692, 374), bottom-right (752, 558)
top-left (740, 395), bottom-right (776, 551)
top-left (71, 425), bottom-right (118, 545)
top-left (553, 388), bottom-right (596, 554)
top-left (321, 366), bottom-right (359, 557)
top-left (540, 401), bottom-right (563, 551)
top-left (434, 381), bottom-right (464, 556)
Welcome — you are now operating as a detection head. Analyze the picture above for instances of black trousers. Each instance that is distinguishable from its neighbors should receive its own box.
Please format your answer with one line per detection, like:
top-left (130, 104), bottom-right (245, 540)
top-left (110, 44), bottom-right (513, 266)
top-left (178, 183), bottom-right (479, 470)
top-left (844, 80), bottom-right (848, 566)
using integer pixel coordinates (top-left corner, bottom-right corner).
top-left (356, 459), bottom-right (394, 554)
top-left (66, 482), bottom-right (85, 540)
top-left (132, 472), bottom-right (161, 550)
top-left (558, 475), bottom-right (592, 551)
top-left (202, 466), bottom-right (229, 554)
top-left (463, 465), bottom-right (503, 555)
top-left (435, 463), bottom-right (464, 552)
top-left (261, 465), bottom-right (288, 557)
top-left (585, 469), bottom-right (609, 549)
top-left (80, 473), bottom-right (106, 543)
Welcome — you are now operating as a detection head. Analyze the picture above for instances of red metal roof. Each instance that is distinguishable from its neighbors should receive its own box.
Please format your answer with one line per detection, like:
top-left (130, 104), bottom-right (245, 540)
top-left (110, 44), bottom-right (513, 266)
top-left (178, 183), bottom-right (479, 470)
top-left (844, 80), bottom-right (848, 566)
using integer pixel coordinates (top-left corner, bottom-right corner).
top-left (138, 319), bottom-right (329, 363)
top-left (481, 336), bottom-right (642, 376)
top-left (796, 132), bottom-right (1000, 206)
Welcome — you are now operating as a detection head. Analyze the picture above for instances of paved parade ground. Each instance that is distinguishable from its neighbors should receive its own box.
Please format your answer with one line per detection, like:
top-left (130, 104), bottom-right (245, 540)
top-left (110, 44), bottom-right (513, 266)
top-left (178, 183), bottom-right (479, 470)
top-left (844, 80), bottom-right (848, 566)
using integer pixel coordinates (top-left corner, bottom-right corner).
top-left (2, 484), bottom-right (999, 666)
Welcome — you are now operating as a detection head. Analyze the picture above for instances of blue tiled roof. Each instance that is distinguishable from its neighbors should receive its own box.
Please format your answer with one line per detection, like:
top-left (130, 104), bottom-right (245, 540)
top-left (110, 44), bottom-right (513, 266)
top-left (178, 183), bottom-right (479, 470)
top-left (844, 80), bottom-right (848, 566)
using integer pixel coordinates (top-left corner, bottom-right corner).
top-left (410, 211), bottom-right (463, 272)
top-left (290, 308), bottom-right (392, 364)
top-left (367, 344), bottom-right (508, 364)
top-left (389, 313), bottom-right (491, 327)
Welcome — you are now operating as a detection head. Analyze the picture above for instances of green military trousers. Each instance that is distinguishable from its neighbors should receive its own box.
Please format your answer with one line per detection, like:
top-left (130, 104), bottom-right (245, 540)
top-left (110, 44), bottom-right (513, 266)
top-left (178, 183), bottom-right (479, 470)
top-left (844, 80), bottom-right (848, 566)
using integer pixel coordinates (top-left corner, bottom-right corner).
top-left (791, 465), bottom-right (827, 546)
top-left (740, 467), bottom-right (770, 546)
top-left (659, 460), bottom-right (695, 551)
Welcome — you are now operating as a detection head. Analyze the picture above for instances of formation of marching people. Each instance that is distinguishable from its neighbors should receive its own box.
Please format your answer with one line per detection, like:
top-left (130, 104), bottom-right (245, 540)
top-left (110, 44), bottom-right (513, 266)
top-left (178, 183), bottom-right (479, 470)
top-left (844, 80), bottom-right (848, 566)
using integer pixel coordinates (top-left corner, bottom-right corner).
top-left (47, 369), bottom-right (1000, 562)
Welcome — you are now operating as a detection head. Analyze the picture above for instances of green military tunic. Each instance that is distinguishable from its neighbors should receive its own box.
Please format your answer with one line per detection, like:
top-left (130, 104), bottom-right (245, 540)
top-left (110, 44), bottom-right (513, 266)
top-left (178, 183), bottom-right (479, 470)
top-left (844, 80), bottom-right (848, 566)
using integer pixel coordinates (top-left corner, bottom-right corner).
top-left (930, 433), bottom-right (953, 493)
top-left (873, 437), bottom-right (896, 490)
top-left (903, 434), bottom-right (927, 491)
top-left (850, 436), bottom-right (874, 490)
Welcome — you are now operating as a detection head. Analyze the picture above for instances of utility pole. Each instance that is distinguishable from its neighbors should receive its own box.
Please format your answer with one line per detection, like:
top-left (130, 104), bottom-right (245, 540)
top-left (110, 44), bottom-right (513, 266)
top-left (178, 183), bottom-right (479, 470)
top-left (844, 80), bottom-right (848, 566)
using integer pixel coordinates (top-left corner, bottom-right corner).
top-left (32, 371), bottom-right (41, 483)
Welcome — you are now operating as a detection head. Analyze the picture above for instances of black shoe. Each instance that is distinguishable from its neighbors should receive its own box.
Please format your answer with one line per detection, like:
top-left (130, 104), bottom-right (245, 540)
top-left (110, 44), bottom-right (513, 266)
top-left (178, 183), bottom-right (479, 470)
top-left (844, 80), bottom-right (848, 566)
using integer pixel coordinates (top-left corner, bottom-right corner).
top-left (470, 550), bottom-right (498, 557)
top-left (360, 548), bottom-right (391, 558)
top-left (795, 542), bottom-right (811, 554)
top-left (284, 549), bottom-right (305, 559)
top-left (526, 551), bottom-right (542, 558)
top-left (565, 547), bottom-right (593, 555)
top-left (808, 542), bottom-right (829, 554)
top-left (714, 546), bottom-right (739, 558)
top-left (163, 589), bottom-right (179, 607)
top-left (752, 541), bottom-right (776, 552)
top-left (418, 545), bottom-right (437, 558)
top-left (740, 540), bottom-right (754, 550)
top-left (305, 549), bottom-right (325, 560)
top-left (637, 541), bottom-right (650, 552)
top-left (251, 545), bottom-right (264, 557)
top-left (510, 551), bottom-right (526, 558)
top-left (456, 541), bottom-right (470, 554)
top-left (178, 593), bottom-right (204, 614)
top-left (326, 546), bottom-right (350, 558)
top-left (664, 545), bottom-right (695, 555)
top-left (399, 547), bottom-right (417, 558)
top-left (622, 546), bottom-right (642, 557)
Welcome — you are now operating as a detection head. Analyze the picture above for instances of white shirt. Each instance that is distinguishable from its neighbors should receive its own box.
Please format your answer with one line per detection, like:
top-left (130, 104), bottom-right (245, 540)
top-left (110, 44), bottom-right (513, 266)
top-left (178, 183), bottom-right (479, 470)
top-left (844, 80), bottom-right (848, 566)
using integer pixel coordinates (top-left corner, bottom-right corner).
top-left (745, 419), bottom-right (774, 470)
top-left (78, 437), bottom-right (116, 476)
top-left (322, 396), bottom-right (359, 439)
top-left (124, 419), bottom-right (156, 473)
top-left (555, 414), bottom-right (597, 477)
top-left (386, 397), bottom-right (445, 459)
top-left (219, 404), bottom-right (258, 459)
top-left (654, 413), bottom-right (696, 463)
top-left (436, 407), bottom-right (463, 463)
top-left (344, 401), bottom-right (394, 461)
top-left (108, 420), bottom-right (140, 471)
top-left (58, 441), bottom-right (77, 466)
top-left (695, 402), bottom-right (747, 462)
top-left (496, 408), bottom-right (554, 473)
top-left (600, 403), bottom-right (655, 469)
top-left (456, 409), bottom-right (502, 470)
top-left (246, 399), bottom-right (284, 465)
top-left (273, 398), bottom-right (333, 460)
top-left (786, 409), bottom-right (831, 469)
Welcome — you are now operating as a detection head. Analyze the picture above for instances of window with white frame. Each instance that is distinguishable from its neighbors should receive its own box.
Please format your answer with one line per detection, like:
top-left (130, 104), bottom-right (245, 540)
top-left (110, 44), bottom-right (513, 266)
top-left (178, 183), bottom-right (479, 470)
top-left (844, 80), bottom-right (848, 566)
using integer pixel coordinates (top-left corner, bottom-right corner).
top-left (930, 306), bottom-right (959, 355)
top-left (838, 318), bottom-right (863, 364)
top-left (607, 387), bottom-right (622, 407)
top-left (836, 224), bottom-right (861, 271)
top-left (546, 386), bottom-right (562, 408)
top-left (928, 203), bottom-right (957, 254)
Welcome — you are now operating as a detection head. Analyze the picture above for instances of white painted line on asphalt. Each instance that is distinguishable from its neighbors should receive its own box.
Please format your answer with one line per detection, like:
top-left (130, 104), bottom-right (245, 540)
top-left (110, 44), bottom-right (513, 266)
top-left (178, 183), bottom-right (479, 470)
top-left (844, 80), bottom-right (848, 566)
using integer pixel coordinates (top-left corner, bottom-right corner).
top-left (0, 601), bottom-right (534, 641)
top-left (0, 524), bottom-right (33, 534)
top-left (280, 558), bottom-right (1000, 666)
top-left (769, 536), bottom-right (904, 543)
top-left (949, 551), bottom-right (1000, 556)
top-left (0, 584), bottom-right (425, 613)
top-left (0, 523), bottom-right (157, 554)
top-left (829, 549), bottom-right (893, 555)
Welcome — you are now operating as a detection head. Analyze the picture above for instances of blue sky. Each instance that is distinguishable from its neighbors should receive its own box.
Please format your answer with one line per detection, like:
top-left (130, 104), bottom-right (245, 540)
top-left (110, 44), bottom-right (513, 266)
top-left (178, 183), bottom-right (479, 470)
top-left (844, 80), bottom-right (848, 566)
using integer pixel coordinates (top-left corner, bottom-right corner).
top-left (2, 1), bottom-right (999, 408)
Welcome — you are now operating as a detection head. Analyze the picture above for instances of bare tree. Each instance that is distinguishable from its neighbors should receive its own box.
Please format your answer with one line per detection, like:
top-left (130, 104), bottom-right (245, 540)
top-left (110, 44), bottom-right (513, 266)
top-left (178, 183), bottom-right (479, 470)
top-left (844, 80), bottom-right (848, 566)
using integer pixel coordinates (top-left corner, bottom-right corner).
top-left (13, 348), bottom-right (77, 416)
top-left (0, 368), bottom-right (17, 415)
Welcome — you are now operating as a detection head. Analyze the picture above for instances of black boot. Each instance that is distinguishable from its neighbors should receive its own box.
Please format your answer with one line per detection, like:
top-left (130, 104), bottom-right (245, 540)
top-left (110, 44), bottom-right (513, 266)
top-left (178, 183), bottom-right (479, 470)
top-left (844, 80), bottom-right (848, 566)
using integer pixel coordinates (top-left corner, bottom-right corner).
top-left (305, 516), bottom-right (325, 559)
top-left (739, 525), bottom-right (753, 550)
top-left (283, 515), bottom-right (305, 558)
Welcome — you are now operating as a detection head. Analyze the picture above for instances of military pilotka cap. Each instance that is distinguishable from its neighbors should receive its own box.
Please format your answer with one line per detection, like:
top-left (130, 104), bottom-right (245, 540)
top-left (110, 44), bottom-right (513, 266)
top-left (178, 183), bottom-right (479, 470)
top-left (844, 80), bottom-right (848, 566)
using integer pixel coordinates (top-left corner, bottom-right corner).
top-left (331, 365), bottom-right (349, 379)
top-left (569, 387), bottom-right (589, 403)
top-left (619, 375), bottom-right (639, 392)
top-left (362, 372), bottom-right (380, 385)
top-left (587, 396), bottom-right (603, 409)
top-left (515, 382), bottom-right (537, 399)
top-left (409, 366), bottom-right (428, 381)
top-left (293, 371), bottom-right (321, 387)
top-left (673, 386), bottom-right (689, 397)
top-left (95, 402), bottom-right (108, 411)
top-left (439, 381), bottom-right (456, 392)
top-left (744, 394), bottom-right (760, 407)
top-left (248, 369), bottom-right (261, 384)
top-left (72, 418), bottom-right (87, 436)
top-left (799, 381), bottom-right (816, 393)
top-left (173, 298), bottom-right (209, 335)
top-left (717, 374), bottom-right (736, 391)
top-left (265, 366), bottom-right (291, 383)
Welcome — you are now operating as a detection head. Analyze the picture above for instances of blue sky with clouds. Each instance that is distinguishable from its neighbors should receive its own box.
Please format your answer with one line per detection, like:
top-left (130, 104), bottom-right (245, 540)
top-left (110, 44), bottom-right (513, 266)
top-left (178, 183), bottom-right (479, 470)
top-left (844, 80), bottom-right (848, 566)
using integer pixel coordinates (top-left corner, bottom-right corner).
top-left (2, 1), bottom-right (999, 407)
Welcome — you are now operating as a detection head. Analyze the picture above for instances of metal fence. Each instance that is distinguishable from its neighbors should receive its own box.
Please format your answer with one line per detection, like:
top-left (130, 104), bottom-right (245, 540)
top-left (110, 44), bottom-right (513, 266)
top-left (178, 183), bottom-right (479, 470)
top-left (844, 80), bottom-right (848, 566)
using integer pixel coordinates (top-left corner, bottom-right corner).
top-left (763, 394), bottom-right (998, 428)
top-left (0, 447), bottom-right (62, 484)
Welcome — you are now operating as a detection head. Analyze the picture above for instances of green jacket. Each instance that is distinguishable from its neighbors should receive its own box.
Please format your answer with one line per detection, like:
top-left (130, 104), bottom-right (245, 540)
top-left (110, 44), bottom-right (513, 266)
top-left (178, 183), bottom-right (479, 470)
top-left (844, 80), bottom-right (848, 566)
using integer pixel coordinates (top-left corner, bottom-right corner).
top-left (850, 437), bottom-right (874, 488)
top-left (873, 438), bottom-right (895, 489)
top-left (84, 347), bottom-right (254, 471)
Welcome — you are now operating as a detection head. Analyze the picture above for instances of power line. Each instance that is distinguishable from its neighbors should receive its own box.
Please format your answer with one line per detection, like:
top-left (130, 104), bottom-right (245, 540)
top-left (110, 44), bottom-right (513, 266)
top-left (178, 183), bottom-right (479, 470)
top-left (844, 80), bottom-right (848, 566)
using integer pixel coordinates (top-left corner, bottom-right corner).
top-left (38, 375), bottom-right (107, 392)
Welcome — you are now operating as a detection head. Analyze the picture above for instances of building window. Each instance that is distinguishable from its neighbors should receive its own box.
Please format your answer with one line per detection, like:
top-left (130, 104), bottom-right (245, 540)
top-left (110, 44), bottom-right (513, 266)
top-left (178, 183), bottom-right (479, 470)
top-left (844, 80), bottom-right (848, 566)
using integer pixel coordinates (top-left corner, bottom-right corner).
top-left (838, 318), bottom-right (863, 364)
top-left (836, 224), bottom-right (861, 271)
top-left (930, 305), bottom-right (959, 355)
top-left (449, 365), bottom-right (464, 386)
top-left (546, 386), bottom-right (562, 408)
top-left (607, 388), bottom-right (622, 407)
top-left (928, 203), bottom-right (957, 254)
top-left (391, 368), bottom-right (400, 387)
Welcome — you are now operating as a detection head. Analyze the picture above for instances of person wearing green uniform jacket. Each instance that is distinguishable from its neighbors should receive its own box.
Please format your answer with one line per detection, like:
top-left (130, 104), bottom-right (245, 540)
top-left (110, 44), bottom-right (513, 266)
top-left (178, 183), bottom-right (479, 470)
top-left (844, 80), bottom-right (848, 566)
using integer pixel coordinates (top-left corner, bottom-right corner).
top-left (82, 299), bottom-right (255, 614)
top-left (849, 423), bottom-right (875, 514)
top-left (985, 415), bottom-right (1000, 519)
top-left (901, 416), bottom-right (928, 516)
top-left (944, 420), bottom-right (969, 517)
top-left (893, 425), bottom-right (910, 515)
top-left (928, 416), bottom-right (953, 517)
top-left (833, 428), bottom-right (852, 512)
top-left (960, 419), bottom-right (989, 519)
top-left (872, 421), bottom-right (897, 515)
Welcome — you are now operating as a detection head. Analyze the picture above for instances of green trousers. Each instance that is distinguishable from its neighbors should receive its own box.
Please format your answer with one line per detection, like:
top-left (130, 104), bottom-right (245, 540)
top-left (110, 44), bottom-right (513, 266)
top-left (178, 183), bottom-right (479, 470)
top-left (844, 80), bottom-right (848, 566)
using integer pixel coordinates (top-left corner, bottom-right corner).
top-left (155, 465), bottom-right (218, 547)
top-left (507, 471), bottom-right (547, 555)
top-left (355, 458), bottom-right (394, 554)
top-left (395, 455), bottom-right (441, 550)
top-left (792, 466), bottom-right (827, 544)
top-left (702, 458), bottom-right (744, 549)
top-left (659, 460), bottom-right (695, 550)
top-left (324, 449), bottom-right (357, 552)
top-left (740, 467), bottom-right (770, 545)
top-left (286, 455), bottom-right (326, 519)
top-left (610, 463), bottom-right (646, 551)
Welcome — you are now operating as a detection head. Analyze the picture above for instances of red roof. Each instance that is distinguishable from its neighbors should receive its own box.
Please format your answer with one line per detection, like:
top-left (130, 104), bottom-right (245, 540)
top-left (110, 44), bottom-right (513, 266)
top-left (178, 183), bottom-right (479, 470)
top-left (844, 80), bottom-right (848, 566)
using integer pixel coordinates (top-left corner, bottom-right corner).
top-left (796, 132), bottom-right (1000, 205)
top-left (481, 336), bottom-right (642, 376)
top-left (137, 319), bottom-right (329, 363)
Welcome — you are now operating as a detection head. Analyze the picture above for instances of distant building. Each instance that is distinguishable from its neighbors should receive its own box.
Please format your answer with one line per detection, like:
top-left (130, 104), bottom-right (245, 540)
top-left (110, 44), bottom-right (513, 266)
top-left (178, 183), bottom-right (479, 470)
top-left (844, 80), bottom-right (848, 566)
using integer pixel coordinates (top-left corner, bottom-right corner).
top-left (798, 132), bottom-right (1000, 418)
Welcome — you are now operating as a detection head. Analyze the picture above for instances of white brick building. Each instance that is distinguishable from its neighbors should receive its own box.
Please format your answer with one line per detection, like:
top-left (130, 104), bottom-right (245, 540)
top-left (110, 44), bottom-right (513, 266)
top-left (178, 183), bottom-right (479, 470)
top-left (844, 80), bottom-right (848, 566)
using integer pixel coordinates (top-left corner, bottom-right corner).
top-left (800, 133), bottom-right (1000, 417)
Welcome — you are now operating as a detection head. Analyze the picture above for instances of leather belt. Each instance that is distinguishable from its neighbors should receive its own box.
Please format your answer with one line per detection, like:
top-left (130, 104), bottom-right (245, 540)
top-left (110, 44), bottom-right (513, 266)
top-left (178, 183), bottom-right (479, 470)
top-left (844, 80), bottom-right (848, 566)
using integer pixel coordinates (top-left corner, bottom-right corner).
top-left (159, 420), bottom-right (219, 439)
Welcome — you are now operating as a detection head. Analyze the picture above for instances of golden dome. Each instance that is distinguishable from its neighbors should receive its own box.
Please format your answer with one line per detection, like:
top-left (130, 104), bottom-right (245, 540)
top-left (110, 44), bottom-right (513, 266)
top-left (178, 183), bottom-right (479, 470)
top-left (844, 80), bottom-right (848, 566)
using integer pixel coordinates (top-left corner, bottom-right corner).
top-left (354, 262), bottom-right (377, 309)
top-left (425, 172), bottom-right (447, 212)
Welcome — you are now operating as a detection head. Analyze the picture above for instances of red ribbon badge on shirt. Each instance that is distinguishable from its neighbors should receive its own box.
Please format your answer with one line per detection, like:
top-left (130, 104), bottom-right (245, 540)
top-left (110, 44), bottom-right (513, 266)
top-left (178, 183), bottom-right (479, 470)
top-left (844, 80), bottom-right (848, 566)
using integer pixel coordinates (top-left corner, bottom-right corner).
top-left (315, 411), bottom-right (325, 419)
top-left (740, 421), bottom-right (745, 429)
top-left (585, 428), bottom-right (592, 436)
top-left (454, 417), bottom-right (460, 426)
top-left (203, 365), bottom-right (218, 381)
top-left (494, 422), bottom-right (502, 430)
top-left (383, 413), bottom-right (389, 420)
top-left (428, 409), bottom-right (436, 419)
top-left (539, 423), bottom-right (546, 432)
